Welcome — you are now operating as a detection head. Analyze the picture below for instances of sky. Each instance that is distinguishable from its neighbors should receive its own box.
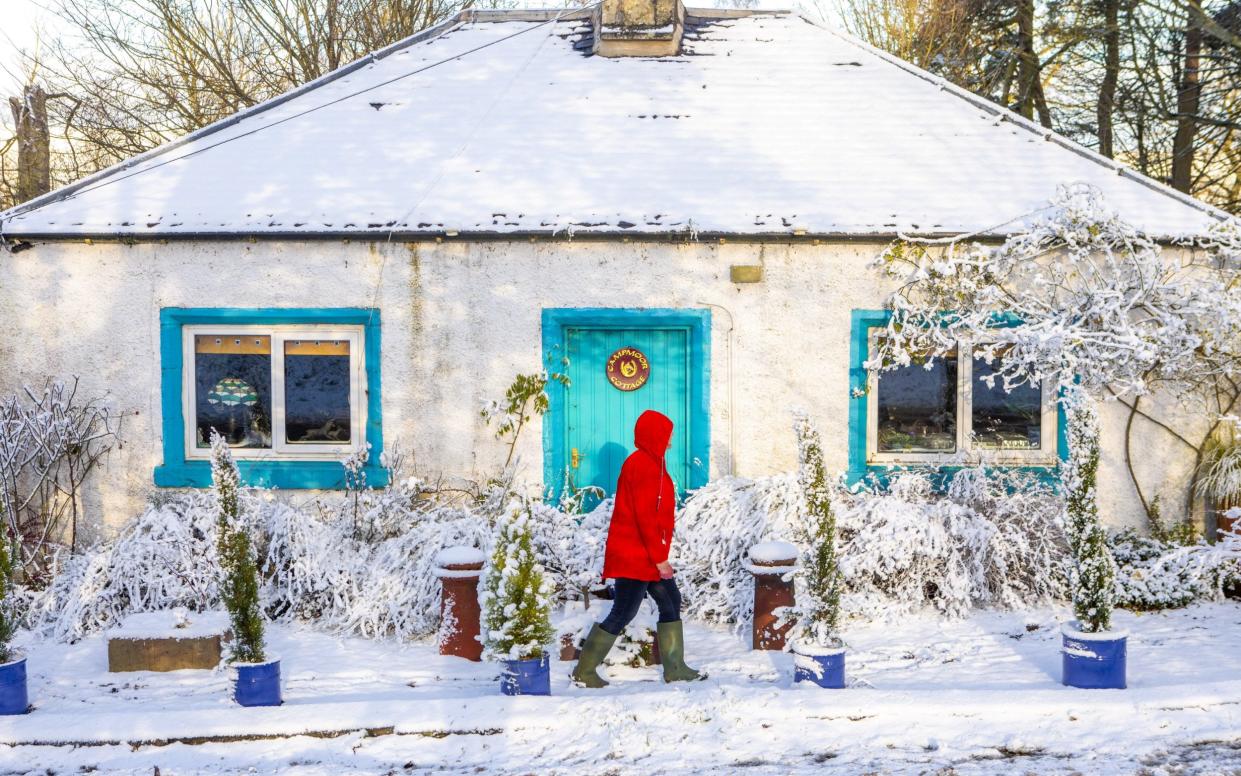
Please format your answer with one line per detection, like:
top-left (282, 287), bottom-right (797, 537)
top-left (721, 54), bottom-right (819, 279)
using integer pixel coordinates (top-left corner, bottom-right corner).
top-left (0, 0), bottom-right (58, 95)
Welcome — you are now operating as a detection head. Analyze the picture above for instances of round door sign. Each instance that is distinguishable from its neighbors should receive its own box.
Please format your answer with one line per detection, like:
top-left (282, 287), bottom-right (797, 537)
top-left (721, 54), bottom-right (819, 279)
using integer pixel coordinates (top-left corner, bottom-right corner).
top-left (606, 347), bottom-right (650, 391)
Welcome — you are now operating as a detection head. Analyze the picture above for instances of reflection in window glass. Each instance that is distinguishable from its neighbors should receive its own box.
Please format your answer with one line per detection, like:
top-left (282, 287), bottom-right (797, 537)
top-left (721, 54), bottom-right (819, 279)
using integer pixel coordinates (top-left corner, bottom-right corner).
top-left (972, 352), bottom-right (1042, 450)
top-left (284, 340), bottom-right (351, 444)
top-left (194, 335), bottom-right (272, 449)
top-left (877, 349), bottom-right (957, 452)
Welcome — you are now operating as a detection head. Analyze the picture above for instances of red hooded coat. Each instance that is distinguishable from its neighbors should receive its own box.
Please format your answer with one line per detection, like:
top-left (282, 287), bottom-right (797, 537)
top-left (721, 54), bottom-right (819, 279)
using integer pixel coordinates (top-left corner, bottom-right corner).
top-left (602, 410), bottom-right (676, 582)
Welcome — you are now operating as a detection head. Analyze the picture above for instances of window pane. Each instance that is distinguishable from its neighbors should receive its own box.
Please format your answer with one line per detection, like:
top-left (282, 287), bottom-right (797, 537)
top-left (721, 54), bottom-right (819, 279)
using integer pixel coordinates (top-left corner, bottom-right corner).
top-left (971, 351), bottom-right (1043, 450)
top-left (876, 350), bottom-right (957, 452)
top-left (284, 339), bottom-right (352, 444)
top-left (194, 335), bottom-right (272, 449)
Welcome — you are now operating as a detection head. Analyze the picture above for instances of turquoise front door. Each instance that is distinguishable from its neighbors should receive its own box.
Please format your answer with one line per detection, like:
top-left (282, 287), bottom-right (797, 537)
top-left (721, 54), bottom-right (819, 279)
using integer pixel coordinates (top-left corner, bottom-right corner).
top-left (543, 309), bottom-right (710, 504)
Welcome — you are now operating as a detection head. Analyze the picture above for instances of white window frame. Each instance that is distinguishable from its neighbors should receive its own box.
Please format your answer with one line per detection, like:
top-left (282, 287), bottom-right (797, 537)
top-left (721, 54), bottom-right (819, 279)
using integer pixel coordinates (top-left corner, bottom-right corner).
top-left (182, 324), bottom-right (366, 461)
top-left (866, 329), bottom-right (1058, 467)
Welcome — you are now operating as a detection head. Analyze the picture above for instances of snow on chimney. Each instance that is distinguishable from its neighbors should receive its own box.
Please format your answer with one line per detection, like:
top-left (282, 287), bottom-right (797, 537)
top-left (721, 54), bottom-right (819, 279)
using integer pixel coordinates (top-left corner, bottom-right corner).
top-left (593, 0), bottom-right (685, 57)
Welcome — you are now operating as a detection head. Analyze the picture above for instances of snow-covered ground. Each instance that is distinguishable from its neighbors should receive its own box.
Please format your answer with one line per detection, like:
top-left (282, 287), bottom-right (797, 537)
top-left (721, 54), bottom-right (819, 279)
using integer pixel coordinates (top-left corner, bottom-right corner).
top-left (5, 604), bottom-right (1241, 775)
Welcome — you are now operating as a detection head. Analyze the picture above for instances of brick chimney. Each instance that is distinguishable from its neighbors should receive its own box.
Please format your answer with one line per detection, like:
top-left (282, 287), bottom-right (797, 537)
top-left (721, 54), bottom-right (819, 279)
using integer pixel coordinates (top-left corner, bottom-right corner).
top-left (593, 0), bottom-right (685, 57)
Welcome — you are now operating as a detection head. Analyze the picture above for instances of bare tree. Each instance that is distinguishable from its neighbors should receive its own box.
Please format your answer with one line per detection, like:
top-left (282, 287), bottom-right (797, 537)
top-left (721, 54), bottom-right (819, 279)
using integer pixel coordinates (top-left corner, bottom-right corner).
top-left (1, 0), bottom-right (494, 204)
top-left (8, 84), bottom-right (51, 203)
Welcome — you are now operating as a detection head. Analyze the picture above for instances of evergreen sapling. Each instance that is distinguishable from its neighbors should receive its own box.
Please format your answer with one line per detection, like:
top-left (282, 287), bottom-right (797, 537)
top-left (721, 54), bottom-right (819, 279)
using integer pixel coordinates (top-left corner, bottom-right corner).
top-left (480, 502), bottom-right (554, 661)
top-left (789, 413), bottom-right (844, 651)
top-left (1063, 399), bottom-right (1116, 633)
top-left (0, 516), bottom-right (15, 664)
top-left (211, 431), bottom-right (266, 664)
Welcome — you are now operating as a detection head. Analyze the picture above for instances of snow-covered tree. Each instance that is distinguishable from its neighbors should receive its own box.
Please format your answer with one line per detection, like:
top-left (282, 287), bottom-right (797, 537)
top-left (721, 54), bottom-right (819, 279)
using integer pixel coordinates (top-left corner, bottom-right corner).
top-left (211, 431), bottom-right (266, 664)
top-left (871, 184), bottom-right (1241, 403)
top-left (787, 413), bottom-right (844, 649)
top-left (870, 184), bottom-right (1241, 633)
top-left (480, 502), bottom-right (554, 661)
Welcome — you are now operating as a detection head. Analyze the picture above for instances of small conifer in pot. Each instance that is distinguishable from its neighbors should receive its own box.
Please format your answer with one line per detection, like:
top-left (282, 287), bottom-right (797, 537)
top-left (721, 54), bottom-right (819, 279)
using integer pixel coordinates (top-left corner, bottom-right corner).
top-left (480, 501), bottom-right (555, 695)
top-left (212, 432), bottom-right (280, 705)
top-left (788, 412), bottom-right (846, 688)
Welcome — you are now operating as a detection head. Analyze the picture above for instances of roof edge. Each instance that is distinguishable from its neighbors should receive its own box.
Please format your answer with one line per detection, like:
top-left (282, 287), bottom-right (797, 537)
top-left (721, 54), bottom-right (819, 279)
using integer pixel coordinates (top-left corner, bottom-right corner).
top-left (2, 228), bottom-right (1198, 246)
top-left (801, 14), bottom-right (1230, 225)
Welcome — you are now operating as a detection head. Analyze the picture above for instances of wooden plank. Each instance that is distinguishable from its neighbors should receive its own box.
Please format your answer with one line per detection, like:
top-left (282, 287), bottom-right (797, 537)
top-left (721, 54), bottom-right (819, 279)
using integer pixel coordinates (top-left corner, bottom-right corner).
top-left (107, 635), bottom-right (224, 672)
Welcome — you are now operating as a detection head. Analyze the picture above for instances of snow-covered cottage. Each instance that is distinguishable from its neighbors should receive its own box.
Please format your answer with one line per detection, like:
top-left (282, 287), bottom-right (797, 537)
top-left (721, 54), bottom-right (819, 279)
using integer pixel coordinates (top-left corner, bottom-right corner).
top-left (0, 1), bottom-right (1226, 537)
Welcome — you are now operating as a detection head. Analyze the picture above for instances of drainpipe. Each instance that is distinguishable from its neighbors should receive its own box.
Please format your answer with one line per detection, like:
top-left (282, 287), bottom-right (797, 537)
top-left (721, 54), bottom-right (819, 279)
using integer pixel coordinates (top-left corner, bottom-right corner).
top-left (697, 301), bottom-right (735, 476)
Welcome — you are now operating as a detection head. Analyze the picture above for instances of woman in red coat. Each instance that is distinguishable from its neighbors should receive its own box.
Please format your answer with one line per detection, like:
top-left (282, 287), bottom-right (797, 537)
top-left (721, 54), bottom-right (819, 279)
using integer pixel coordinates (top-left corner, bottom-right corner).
top-left (572, 410), bottom-right (705, 687)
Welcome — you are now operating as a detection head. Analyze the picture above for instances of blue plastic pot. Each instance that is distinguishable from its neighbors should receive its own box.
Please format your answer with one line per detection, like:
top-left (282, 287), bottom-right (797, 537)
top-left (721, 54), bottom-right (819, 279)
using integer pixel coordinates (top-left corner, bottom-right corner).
top-left (794, 648), bottom-right (846, 689)
top-left (500, 655), bottom-right (550, 696)
top-left (0, 657), bottom-right (28, 715)
top-left (1062, 624), bottom-right (1126, 690)
top-left (234, 659), bottom-right (282, 707)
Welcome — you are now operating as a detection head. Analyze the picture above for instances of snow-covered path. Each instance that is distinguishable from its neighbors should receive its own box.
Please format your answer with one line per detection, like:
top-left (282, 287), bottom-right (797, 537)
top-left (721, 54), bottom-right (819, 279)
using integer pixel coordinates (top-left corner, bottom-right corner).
top-left (4, 604), bottom-right (1241, 774)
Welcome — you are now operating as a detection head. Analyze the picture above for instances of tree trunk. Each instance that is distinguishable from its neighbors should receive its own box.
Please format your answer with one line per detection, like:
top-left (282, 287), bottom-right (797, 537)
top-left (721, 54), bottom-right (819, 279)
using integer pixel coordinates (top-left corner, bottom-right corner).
top-left (1172, 2), bottom-right (1202, 193)
top-left (8, 84), bottom-right (51, 204)
top-left (1097, 0), bottom-right (1120, 158)
top-left (1014, 0), bottom-right (1040, 122)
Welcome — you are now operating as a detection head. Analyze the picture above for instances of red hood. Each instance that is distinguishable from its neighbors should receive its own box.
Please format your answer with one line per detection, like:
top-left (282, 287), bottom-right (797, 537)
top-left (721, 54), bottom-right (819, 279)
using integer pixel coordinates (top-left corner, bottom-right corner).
top-left (633, 410), bottom-right (673, 461)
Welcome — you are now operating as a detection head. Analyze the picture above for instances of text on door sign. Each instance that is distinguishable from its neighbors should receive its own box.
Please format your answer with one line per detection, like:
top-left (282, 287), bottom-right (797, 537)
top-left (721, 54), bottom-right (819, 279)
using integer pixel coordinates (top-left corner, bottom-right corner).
top-left (606, 347), bottom-right (650, 391)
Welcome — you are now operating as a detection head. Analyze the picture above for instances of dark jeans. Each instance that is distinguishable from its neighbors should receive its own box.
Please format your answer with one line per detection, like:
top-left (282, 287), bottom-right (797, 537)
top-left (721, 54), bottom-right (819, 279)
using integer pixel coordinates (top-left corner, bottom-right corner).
top-left (599, 577), bottom-right (682, 635)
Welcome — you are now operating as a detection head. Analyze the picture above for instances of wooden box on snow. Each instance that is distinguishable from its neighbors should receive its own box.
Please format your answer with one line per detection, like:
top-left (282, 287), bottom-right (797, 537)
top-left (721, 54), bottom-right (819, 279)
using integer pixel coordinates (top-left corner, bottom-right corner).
top-left (106, 610), bottom-right (229, 672)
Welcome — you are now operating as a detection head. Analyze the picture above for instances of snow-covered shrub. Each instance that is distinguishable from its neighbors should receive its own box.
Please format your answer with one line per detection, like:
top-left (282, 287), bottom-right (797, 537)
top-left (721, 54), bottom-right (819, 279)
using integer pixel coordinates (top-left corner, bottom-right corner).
top-left (675, 472), bottom-right (804, 625)
top-left (331, 504), bottom-right (489, 639)
top-left (1111, 508), bottom-right (1241, 610)
top-left (1198, 421), bottom-right (1241, 510)
top-left (839, 468), bottom-right (1067, 619)
top-left (212, 433), bottom-right (266, 663)
top-left (786, 413), bottom-right (843, 650)
top-left (1063, 401), bottom-right (1116, 633)
top-left (480, 502), bottom-right (554, 661)
top-left (527, 497), bottom-right (611, 606)
top-left (0, 379), bottom-right (120, 581)
top-left (677, 466), bottom-right (1067, 625)
top-left (24, 464), bottom-right (494, 642)
top-left (1110, 529), bottom-right (1208, 610)
top-left (22, 491), bottom-right (220, 641)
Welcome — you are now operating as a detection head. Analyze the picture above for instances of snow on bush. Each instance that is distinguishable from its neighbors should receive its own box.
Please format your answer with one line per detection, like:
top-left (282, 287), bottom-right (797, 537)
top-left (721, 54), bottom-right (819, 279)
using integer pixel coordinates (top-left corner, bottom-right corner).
top-left (479, 501), bottom-right (554, 661)
top-left (1111, 530), bottom-right (1208, 610)
top-left (675, 473), bottom-right (804, 625)
top-left (527, 497), bottom-right (611, 607)
top-left (1111, 522), bottom-right (1241, 610)
top-left (23, 473), bottom-right (494, 642)
top-left (22, 491), bottom-right (220, 641)
top-left (840, 468), bottom-right (1068, 619)
top-left (23, 449), bottom-right (1083, 645)
top-left (676, 466), bottom-right (1068, 626)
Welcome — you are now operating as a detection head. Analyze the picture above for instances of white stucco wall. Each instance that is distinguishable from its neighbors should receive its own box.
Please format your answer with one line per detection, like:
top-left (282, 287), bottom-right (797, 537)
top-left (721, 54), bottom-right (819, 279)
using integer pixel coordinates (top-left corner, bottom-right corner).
top-left (0, 238), bottom-right (1208, 539)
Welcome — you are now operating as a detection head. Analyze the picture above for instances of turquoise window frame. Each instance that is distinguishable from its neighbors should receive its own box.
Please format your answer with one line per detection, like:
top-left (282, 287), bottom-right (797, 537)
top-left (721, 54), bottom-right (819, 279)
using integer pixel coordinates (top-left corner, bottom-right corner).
top-left (541, 307), bottom-right (711, 502)
top-left (154, 307), bottom-right (387, 489)
top-left (847, 309), bottom-right (1067, 488)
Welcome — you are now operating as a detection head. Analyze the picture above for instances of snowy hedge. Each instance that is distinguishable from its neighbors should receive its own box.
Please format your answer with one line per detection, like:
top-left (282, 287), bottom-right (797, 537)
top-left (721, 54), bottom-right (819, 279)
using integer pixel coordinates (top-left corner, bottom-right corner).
top-left (1110, 527), bottom-right (1241, 610)
top-left (19, 468), bottom-right (612, 642)
top-left (21, 458), bottom-right (1234, 644)
top-left (675, 466), bottom-right (1070, 625)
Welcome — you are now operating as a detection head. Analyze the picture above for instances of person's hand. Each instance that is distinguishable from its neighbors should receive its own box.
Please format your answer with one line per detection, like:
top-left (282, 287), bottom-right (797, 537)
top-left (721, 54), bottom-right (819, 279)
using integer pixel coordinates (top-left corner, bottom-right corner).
top-left (657, 561), bottom-right (675, 579)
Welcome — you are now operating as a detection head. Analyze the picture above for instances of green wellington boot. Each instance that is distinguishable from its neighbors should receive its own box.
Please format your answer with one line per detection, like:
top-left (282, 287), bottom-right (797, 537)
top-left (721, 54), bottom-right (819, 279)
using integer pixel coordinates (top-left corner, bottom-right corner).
top-left (571, 624), bottom-right (618, 688)
top-left (657, 620), bottom-right (707, 683)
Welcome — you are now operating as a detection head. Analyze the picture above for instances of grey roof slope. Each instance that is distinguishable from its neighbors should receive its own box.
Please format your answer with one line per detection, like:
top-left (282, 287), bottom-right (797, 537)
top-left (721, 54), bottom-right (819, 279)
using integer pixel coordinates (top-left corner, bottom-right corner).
top-left (0, 8), bottom-right (1225, 240)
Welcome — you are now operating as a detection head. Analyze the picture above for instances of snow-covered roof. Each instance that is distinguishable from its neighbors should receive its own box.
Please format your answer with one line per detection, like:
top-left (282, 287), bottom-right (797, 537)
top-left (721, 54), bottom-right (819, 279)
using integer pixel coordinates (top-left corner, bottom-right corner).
top-left (0, 8), bottom-right (1225, 240)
